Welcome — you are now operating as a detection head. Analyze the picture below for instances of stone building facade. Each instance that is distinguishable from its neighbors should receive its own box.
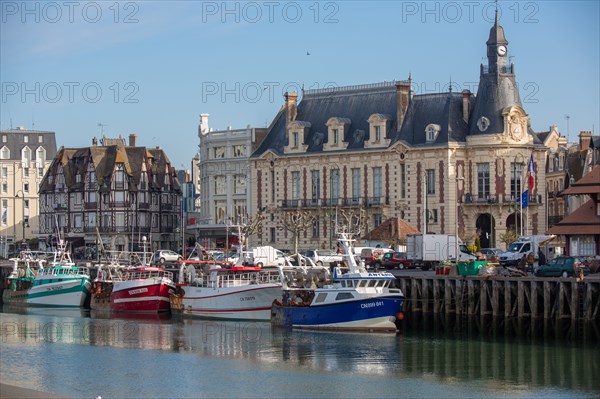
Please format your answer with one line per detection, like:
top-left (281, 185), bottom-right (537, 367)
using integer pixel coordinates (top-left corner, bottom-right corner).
top-left (0, 127), bottom-right (57, 255)
top-left (192, 113), bottom-right (267, 248)
top-left (248, 14), bottom-right (550, 252)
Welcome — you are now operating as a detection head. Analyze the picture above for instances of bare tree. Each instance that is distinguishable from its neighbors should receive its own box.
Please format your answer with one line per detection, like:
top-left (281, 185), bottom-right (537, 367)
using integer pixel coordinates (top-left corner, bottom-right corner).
top-left (335, 208), bottom-right (367, 238)
top-left (230, 212), bottom-right (264, 248)
top-left (277, 209), bottom-right (316, 254)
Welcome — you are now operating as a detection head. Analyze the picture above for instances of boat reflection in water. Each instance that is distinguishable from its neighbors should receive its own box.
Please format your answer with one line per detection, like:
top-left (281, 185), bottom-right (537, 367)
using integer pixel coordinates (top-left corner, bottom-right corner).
top-left (1, 308), bottom-right (598, 398)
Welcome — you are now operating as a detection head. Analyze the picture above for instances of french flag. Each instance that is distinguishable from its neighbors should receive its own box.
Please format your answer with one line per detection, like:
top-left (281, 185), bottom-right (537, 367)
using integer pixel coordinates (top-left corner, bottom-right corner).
top-left (528, 152), bottom-right (535, 191)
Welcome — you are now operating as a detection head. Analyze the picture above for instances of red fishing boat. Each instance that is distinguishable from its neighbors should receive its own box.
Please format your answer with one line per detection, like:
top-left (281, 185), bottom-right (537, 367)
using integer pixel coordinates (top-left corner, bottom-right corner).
top-left (110, 266), bottom-right (176, 313)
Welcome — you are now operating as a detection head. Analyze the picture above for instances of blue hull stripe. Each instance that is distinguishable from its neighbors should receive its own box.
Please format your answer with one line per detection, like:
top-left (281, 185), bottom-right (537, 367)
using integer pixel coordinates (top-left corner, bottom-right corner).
top-left (272, 297), bottom-right (403, 327)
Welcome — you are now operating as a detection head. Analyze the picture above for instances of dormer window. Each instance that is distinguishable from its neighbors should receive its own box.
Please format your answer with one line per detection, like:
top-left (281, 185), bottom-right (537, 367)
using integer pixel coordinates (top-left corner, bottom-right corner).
top-left (284, 121), bottom-right (310, 154)
top-left (324, 117), bottom-right (350, 151)
top-left (365, 114), bottom-right (391, 148)
top-left (425, 124), bottom-right (441, 143)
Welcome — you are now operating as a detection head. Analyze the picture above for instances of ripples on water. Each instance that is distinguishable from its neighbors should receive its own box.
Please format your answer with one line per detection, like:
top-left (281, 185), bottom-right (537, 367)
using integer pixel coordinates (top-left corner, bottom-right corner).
top-left (0, 307), bottom-right (598, 399)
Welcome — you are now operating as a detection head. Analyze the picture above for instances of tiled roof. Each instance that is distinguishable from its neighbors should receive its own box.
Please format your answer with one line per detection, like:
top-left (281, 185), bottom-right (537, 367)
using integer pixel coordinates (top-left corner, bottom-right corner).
top-left (546, 199), bottom-right (600, 235)
top-left (561, 165), bottom-right (600, 195)
top-left (362, 217), bottom-right (419, 241)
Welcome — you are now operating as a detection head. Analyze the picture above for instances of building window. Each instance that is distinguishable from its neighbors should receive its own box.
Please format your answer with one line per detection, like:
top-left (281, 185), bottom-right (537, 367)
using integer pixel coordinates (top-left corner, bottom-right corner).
top-left (24, 136), bottom-right (28, 143)
top-left (0, 147), bottom-right (8, 159)
top-left (2, 135), bottom-right (6, 143)
top-left (311, 170), bottom-right (320, 205)
top-left (215, 176), bottom-right (226, 195)
top-left (233, 145), bottom-right (245, 157)
top-left (1, 166), bottom-right (6, 179)
top-left (2, 183), bottom-right (7, 193)
top-left (24, 168), bottom-right (29, 178)
top-left (22, 147), bottom-right (31, 165)
top-left (74, 214), bottom-right (82, 229)
top-left (351, 168), bottom-right (361, 203)
top-left (293, 132), bottom-right (299, 147)
top-left (213, 147), bottom-right (225, 159)
top-left (234, 175), bottom-right (246, 194)
top-left (375, 126), bottom-right (381, 141)
top-left (431, 209), bottom-right (438, 223)
top-left (270, 227), bottom-right (276, 243)
top-left (333, 129), bottom-right (339, 144)
top-left (477, 163), bottom-right (490, 200)
top-left (510, 162), bottom-right (523, 200)
top-left (312, 219), bottom-right (320, 238)
top-left (425, 124), bottom-right (440, 142)
top-left (114, 169), bottom-right (125, 189)
top-left (291, 171), bottom-right (300, 200)
top-left (24, 183), bottom-right (29, 193)
top-left (372, 167), bottom-right (382, 201)
top-left (331, 169), bottom-right (340, 201)
top-left (2, 199), bottom-right (7, 225)
top-left (426, 169), bottom-right (435, 195)
top-left (373, 213), bottom-right (382, 227)
top-left (38, 135), bottom-right (43, 143)
top-left (401, 164), bottom-right (406, 198)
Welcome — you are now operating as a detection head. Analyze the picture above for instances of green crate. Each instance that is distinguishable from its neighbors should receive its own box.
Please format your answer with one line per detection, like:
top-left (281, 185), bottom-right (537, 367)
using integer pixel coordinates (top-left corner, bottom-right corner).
top-left (458, 260), bottom-right (488, 276)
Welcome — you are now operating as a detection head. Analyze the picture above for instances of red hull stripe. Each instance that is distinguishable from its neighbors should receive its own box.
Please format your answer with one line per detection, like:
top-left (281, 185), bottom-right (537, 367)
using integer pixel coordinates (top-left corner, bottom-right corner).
top-left (190, 306), bottom-right (271, 313)
top-left (186, 285), bottom-right (278, 300)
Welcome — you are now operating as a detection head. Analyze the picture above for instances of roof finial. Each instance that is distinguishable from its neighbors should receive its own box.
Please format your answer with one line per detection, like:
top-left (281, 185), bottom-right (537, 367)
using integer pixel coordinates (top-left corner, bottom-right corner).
top-left (495, 0), bottom-right (499, 23)
top-left (449, 75), bottom-right (453, 93)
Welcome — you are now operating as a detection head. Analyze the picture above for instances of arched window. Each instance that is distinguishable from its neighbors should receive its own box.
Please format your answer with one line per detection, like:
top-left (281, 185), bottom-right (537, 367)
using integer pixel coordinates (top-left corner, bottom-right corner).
top-left (0, 146), bottom-right (9, 159)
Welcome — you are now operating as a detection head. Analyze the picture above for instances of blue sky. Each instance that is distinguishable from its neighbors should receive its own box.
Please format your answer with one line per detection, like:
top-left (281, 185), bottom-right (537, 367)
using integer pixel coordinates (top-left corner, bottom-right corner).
top-left (1, 1), bottom-right (599, 169)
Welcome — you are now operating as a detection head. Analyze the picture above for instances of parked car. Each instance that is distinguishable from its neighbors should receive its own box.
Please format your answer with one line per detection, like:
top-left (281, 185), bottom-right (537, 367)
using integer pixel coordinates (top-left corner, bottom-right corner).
top-left (381, 252), bottom-right (412, 269)
top-left (153, 250), bottom-right (182, 264)
top-left (480, 248), bottom-right (503, 261)
top-left (361, 247), bottom-right (393, 269)
top-left (535, 256), bottom-right (591, 278)
top-left (305, 249), bottom-right (344, 266)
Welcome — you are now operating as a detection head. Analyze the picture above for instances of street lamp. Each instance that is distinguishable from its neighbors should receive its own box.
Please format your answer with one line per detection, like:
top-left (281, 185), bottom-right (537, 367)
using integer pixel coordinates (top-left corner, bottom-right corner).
top-left (451, 163), bottom-right (464, 263)
top-left (328, 164), bottom-right (340, 249)
top-left (15, 190), bottom-right (28, 244)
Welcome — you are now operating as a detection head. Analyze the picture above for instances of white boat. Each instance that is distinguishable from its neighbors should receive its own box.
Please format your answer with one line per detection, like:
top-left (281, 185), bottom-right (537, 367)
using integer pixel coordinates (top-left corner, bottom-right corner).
top-left (26, 239), bottom-right (91, 308)
top-left (170, 224), bottom-right (282, 320)
top-left (271, 230), bottom-right (405, 332)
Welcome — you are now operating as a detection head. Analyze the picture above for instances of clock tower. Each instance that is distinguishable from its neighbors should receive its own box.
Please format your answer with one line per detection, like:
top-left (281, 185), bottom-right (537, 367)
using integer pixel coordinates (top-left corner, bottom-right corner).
top-left (486, 9), bottom-right (509, 74)
top-left (468, 9), bottom-right (524, 137)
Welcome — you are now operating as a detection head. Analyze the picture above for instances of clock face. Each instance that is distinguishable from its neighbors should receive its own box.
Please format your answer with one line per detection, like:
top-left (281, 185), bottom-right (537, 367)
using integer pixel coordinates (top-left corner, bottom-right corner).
top-left (477, 116), bottom-right (490, 132)
top-left (497, 45), bottom-right (507, 56)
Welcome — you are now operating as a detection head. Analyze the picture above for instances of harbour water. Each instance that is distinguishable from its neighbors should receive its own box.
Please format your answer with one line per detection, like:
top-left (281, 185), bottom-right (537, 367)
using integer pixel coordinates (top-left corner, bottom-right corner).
top-left (0, 307), bottom-right (598, 399)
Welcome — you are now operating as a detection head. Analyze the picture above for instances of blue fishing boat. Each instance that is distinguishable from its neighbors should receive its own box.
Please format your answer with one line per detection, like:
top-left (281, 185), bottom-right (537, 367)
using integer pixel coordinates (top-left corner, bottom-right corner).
top-left (271, 231), bottom-right (404, 332)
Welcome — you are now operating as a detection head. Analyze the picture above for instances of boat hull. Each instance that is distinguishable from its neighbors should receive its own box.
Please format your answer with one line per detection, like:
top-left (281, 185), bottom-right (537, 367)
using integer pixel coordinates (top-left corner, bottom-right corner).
top-left (111, 279), bottom-right (174, 313)
top-left (271, 296), bottom-right (404, 332)
top-left (174, 284), bottom-right (282, 320)
top-left (26, 278), bottom-right (91, 308)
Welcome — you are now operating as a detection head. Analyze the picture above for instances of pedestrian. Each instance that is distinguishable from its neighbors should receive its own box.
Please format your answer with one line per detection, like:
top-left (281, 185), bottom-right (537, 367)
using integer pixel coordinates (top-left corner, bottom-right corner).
top-left (538, 247), bottom-right (546, 266)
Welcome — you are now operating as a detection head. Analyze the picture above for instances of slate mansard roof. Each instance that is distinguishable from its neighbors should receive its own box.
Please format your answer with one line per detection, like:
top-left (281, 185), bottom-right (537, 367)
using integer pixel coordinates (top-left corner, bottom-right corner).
top-left (252, 82), bottom-right (480, 157)
top-left (0, 128), bottom-right (58, 161)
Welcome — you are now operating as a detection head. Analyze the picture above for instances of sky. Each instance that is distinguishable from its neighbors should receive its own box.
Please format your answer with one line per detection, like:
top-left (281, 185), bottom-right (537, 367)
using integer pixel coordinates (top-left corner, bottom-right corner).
top-left (1, 1), bottom-right (599, 170)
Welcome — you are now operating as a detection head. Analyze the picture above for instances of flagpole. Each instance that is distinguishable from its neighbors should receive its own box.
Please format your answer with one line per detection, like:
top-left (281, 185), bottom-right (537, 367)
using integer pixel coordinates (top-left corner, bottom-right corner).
top-left (520, 174), bottom-right (523, 237)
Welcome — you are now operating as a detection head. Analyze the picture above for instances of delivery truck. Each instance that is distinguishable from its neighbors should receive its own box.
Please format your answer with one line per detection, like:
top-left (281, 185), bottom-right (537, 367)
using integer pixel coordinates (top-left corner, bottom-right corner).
top-left (406, 234), bottom-right (477, 270)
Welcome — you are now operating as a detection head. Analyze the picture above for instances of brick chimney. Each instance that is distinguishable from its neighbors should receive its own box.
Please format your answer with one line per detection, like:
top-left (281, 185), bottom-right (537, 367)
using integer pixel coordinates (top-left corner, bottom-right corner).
top-left (462, 89), bottom-right (471, 123)
top-left (396, 79), bottom-right (411, 131)
top-left (579, 130), bottom-right (592, 151)
top-left (129, 133), bottom-right (137, 147)
top-left (285, 92), bottom-right (298, 127)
